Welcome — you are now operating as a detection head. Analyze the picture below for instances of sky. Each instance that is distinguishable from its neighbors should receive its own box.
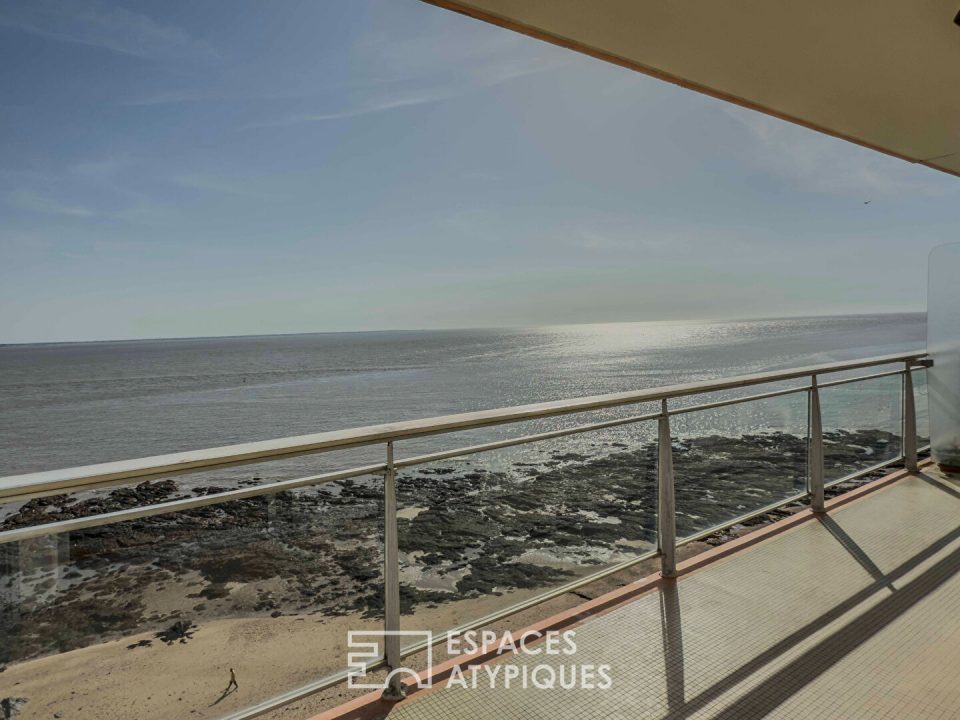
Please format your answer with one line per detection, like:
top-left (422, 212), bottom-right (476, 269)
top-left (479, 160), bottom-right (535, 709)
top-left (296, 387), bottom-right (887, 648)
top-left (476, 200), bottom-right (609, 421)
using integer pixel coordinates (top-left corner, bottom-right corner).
top-left (0, 0), bottom-right (956, 344)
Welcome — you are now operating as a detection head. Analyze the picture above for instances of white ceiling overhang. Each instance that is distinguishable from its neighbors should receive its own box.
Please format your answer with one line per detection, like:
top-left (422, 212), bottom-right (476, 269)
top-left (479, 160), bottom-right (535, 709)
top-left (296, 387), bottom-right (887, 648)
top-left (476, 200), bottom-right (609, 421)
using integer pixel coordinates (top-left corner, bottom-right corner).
top-left (424, 0), bottom-right (960, 178)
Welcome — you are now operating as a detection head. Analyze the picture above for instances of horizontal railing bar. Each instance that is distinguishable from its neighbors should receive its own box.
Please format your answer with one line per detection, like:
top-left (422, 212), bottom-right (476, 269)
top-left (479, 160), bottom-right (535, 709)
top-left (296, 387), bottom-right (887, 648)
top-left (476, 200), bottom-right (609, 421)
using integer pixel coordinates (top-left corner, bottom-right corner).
top-left (0, 463), bottom-right (386, 545)
top-left (398, 382), bottom-right (877, 471)
top-left (402, 371), bottom-right (914, 468)
top-left (399, 548), bottom-right (659, 660)
top-left (220, 662), bottom-right (383, 720)
top-left (0, 351), bottom-right (926, 500)
top-left (666, 385), bottom-right (808, 416)
top-left (395, 412), bottom-right (661, 469)
top-left (0, 449), bottom-right (388, 506)
top-left (817, 368), bottom-right (905, 388)
top-left (0, 473), bottom-right (185, 506)
top-left (1, 417), bottom-right (927, 542)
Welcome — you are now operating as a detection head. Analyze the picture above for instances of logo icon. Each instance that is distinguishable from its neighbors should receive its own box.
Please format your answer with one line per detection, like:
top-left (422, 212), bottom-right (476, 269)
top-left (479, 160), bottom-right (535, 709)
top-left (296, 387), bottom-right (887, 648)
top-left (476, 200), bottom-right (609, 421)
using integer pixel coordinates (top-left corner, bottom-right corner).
top-left (347, 630), bottom-right (433, 690)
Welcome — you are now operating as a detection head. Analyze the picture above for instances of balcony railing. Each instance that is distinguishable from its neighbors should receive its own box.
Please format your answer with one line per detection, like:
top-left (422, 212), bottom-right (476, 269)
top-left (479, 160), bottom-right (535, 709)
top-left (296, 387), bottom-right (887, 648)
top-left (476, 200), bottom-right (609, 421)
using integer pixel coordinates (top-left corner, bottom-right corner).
top-left (0, 350), bottom-right (931, 719)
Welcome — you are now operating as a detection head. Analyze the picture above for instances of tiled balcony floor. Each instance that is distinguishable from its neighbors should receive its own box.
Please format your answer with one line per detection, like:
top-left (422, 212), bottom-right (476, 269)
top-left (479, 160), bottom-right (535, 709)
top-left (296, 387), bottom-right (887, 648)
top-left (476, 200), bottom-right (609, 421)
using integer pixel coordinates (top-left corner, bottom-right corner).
top-left (381, 469), bottom-right (960, 720)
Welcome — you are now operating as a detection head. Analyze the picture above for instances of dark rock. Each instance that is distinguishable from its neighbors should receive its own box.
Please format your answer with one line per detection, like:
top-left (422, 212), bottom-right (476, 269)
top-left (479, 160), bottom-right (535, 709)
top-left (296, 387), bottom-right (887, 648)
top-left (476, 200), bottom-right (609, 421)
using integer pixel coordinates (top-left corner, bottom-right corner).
top-left (0, 428), bottom-right (908, 666)
top-left (155, 620), bottom-right (195, 645)
top-left (0, 698), bottom-right (27, 719)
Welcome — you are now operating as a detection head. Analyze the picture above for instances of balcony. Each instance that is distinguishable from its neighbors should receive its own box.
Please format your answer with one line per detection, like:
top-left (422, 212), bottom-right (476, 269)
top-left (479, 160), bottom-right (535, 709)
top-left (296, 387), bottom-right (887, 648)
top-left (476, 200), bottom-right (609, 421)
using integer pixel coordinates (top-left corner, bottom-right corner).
top-left (324, 463), bottom-right (959, 720)
top-left (0, 352), bottom-right (935, 719)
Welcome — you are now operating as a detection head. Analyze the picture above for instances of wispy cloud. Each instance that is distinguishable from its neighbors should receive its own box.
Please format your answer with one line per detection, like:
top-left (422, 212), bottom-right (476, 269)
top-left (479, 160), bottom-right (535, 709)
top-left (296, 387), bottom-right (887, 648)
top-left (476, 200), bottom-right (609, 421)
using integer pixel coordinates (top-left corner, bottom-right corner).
top-left (465, 49), bottom-right (571, 88)
top-left (174, 174), bottom-right (272, 199)
top-left (244, 2), bottom-right (571, 131)
top-left (118, 77), bottom-right (412, 109)
top-left (243, 58), bottom-right (567, 130)
top-left (726, 107), bottom-right (954, 198)
top-left (7, 190), bottom-right (97, 217)
top-left (2, 155), bottom-right (153, 220)
top-left (0, 0), bottom-right (216, 61)
top-left (243, 90), bottom-right (453, 129)
top-left (356, 5), bottom-right (570, 87)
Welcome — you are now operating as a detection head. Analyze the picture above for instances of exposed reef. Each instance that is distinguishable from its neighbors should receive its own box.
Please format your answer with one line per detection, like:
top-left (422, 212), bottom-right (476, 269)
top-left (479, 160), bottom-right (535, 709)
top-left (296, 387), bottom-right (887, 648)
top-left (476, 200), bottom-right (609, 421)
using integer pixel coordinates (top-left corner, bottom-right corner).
top-left (0, 429), bottom-right (903, 664)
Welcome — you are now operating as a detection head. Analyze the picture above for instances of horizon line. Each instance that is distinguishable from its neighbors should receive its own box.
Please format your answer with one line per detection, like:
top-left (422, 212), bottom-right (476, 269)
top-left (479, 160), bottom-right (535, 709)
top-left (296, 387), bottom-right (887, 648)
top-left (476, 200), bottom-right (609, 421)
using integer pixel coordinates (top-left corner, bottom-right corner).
top-left (0, 309), bottom-right (927, 348)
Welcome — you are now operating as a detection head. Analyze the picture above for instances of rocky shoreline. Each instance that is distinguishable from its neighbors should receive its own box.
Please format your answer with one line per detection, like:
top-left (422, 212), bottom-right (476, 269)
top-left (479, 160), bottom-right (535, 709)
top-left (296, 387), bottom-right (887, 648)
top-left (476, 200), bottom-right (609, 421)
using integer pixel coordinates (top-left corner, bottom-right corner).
top-left (0, 428), bottom-right (904, 666)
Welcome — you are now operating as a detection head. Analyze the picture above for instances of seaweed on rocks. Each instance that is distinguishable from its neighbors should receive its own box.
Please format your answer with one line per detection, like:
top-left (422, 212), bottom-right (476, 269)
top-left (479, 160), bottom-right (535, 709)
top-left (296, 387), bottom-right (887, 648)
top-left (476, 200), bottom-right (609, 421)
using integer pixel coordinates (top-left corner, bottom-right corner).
top-left (0, 428), bottom-right (902, 666)
top-left (456, 557), bottom-right (573, 596)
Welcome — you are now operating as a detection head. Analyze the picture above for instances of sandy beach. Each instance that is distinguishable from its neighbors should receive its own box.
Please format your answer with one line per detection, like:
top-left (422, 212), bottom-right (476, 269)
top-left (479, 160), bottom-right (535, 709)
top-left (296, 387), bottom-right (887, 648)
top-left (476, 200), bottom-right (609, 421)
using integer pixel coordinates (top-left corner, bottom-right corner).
top-left (0, 429), bottom-right (906, 718)
top-left (0, 582), bottom-right (589, 720)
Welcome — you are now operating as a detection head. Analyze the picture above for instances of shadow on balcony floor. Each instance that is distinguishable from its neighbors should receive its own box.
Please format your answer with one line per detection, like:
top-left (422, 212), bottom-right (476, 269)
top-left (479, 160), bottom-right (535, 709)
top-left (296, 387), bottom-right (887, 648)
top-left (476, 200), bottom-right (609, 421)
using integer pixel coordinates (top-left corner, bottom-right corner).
top-left (328, 467), bottom-right (960, 720)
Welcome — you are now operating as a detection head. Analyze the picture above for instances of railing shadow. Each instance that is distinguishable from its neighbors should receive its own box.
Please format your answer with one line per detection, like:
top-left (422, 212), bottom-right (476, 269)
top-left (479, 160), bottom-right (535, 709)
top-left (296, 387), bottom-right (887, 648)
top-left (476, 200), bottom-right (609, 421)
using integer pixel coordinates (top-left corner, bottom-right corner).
top-left (662, 507), bottom-right (960, 718)
top-left (707, 539), bottom-right (960, 719)
top-left (817, 514), bottom-right (895, 591)
top-left (659, 579), bottom-right (685, 712)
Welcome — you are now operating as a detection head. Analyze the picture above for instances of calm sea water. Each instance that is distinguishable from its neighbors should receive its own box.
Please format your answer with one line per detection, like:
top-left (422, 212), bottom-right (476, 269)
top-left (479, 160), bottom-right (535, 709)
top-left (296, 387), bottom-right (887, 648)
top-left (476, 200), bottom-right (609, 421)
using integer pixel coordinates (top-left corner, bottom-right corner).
top-left (0, 313), bottom-right (925, 478)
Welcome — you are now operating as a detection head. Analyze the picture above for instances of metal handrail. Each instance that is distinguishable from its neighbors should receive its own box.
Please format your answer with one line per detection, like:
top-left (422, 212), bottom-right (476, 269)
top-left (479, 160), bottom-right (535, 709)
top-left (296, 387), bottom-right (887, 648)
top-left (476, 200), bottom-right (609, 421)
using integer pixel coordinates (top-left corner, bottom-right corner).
top-left (0, 350), bottom-right (927, 502)
top-left (0, 350), bottom-right (932, 720)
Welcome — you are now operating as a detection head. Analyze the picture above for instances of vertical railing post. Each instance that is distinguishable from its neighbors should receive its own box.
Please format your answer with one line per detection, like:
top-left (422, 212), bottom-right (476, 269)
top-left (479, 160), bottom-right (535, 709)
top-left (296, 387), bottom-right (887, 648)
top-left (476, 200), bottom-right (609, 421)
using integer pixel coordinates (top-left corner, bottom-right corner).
top-left (657, 398), bottom-right (677, 578)
top-left (808, 375), bottom-right (825, 513)
top-left (904, 363), bottom-right (918, 472)
top-left (382, 441), bottom-right (406, 700)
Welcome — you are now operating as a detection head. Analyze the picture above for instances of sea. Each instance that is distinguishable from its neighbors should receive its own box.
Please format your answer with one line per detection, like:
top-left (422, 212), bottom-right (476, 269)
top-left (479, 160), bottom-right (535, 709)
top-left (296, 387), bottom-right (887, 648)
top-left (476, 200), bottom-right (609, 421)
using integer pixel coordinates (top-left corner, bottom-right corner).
top-left (0, 311), bottom-right (931, 674)
top-left (0, 313), bottom-right (926, 482)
